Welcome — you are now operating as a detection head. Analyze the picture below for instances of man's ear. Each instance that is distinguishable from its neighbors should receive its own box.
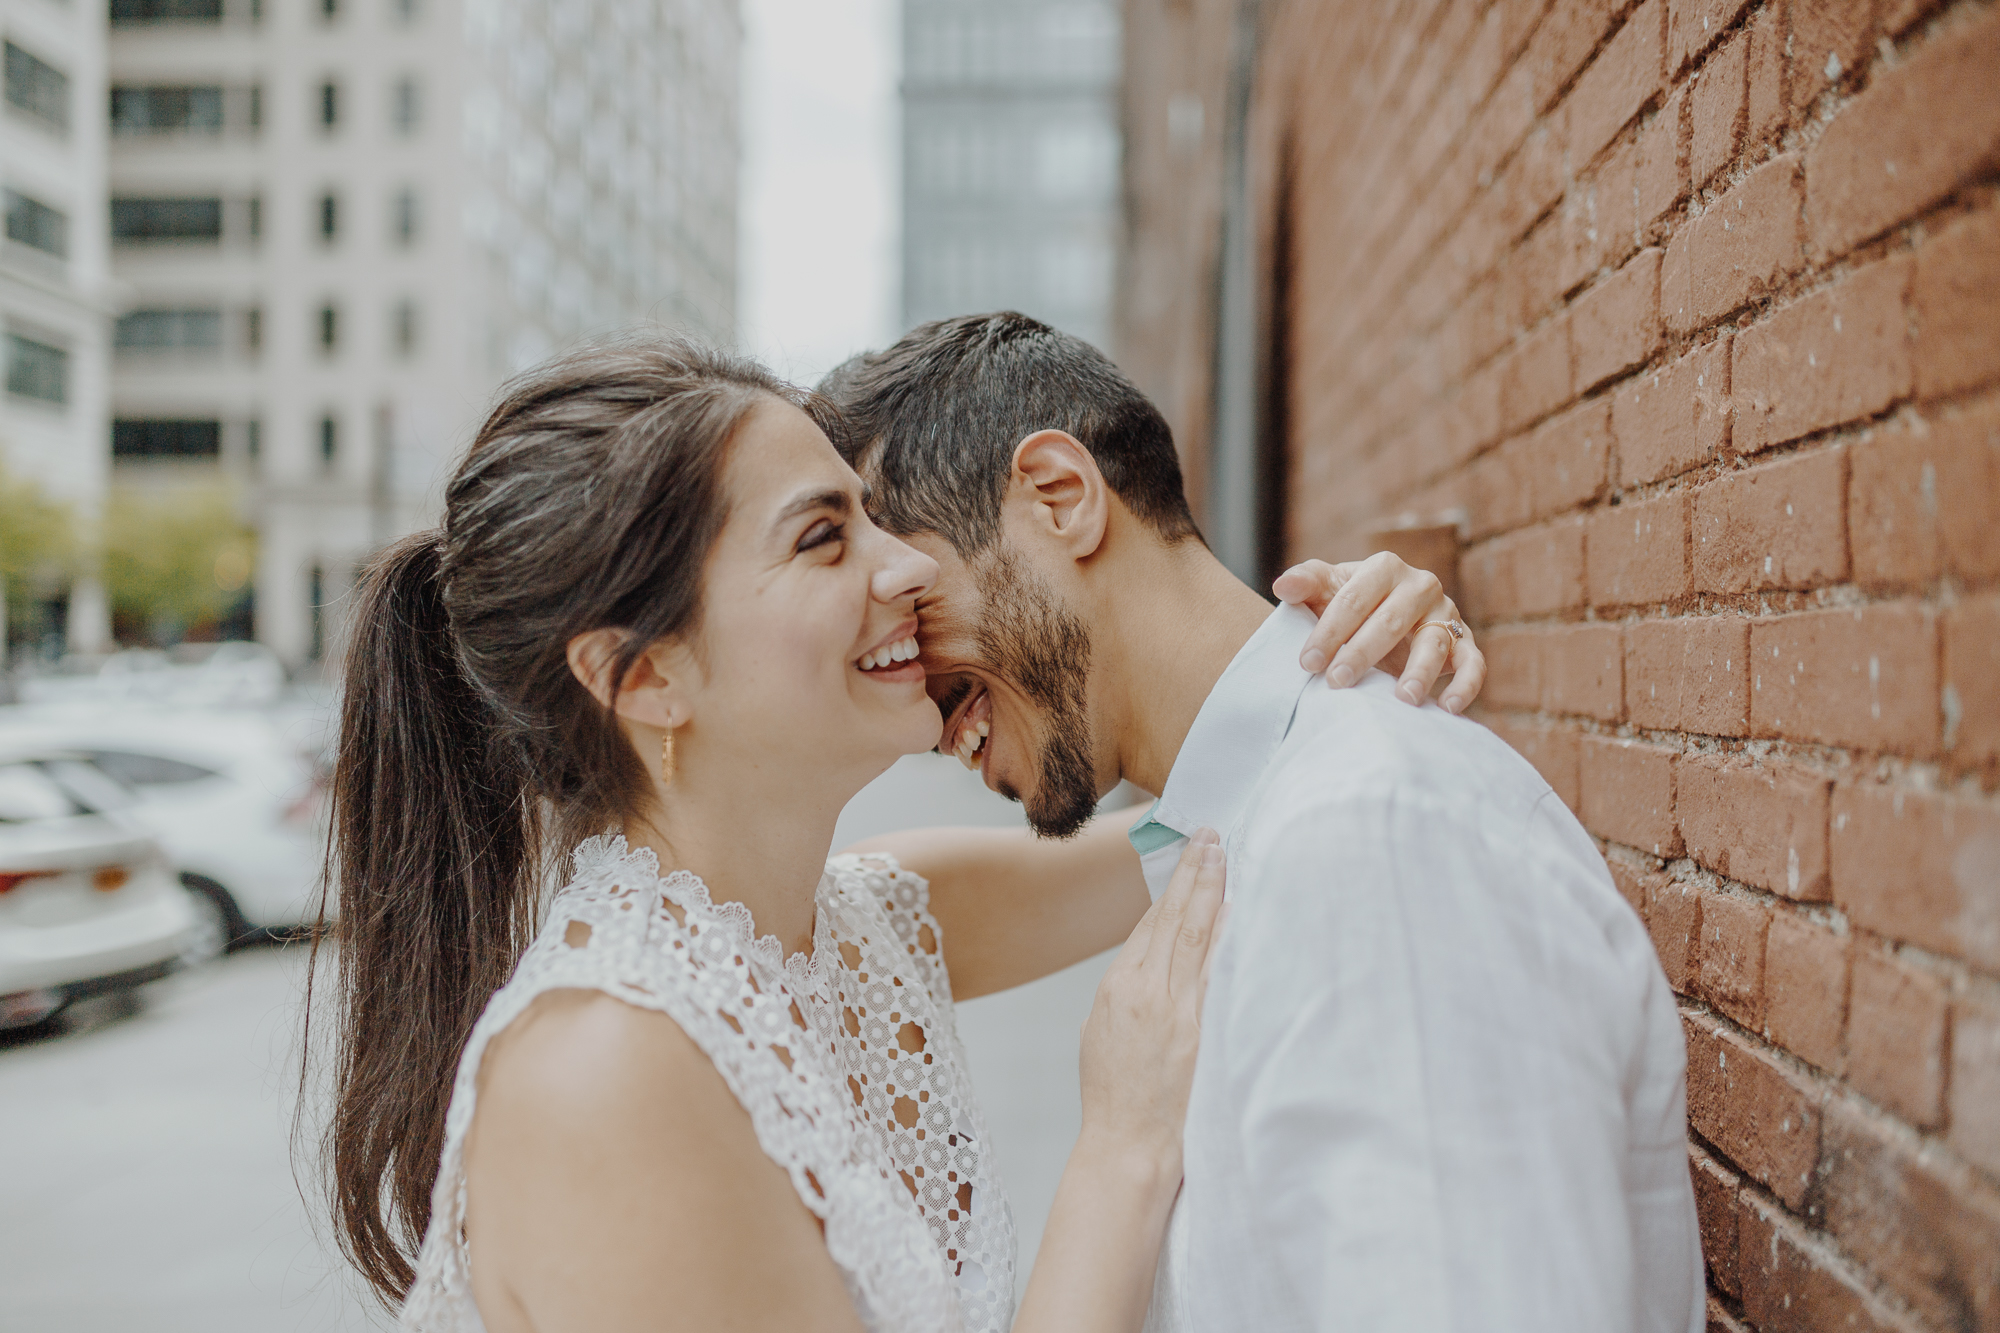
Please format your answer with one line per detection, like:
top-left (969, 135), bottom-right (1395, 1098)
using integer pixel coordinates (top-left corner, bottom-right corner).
top-left (1009, 430), bottom-right (1109, 561)
top-left (565, 630), bottom-right (690, 731)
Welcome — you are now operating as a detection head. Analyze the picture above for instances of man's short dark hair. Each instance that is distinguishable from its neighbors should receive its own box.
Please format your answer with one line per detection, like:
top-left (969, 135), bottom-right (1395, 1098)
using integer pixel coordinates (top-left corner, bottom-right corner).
top-left (817, 312), bottom-right (1201, 556)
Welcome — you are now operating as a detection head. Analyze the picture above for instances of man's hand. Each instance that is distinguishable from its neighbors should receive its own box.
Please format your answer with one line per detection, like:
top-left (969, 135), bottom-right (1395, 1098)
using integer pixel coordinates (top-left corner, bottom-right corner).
top-left (1271, 553), bottom-right (1486, 714)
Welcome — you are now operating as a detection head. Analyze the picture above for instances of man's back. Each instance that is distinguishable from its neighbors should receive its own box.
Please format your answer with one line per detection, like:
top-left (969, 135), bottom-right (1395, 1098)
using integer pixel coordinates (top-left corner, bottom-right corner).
top-left (1136, 608), bottom-right (1702, 1333)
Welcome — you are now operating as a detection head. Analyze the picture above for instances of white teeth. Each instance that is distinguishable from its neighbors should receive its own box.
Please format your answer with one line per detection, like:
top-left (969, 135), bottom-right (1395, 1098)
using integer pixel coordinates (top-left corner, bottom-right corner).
top-left (860, 636), bottom-right (920, 671)
top-left (976, 721), bottom-right (988, 737)
top-left (860, 651), bottom-right (877, 670)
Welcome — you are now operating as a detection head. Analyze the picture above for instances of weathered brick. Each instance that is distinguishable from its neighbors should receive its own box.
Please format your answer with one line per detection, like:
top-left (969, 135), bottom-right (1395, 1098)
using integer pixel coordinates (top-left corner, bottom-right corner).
top-left (1500, 312), bottom-right (1574, 434)
top-left (1581, 734), bottom-right (1680, 854)
top-left (1613, 335), bottom-right (1732, 486)
top-left (1706, 1296), bottom-right (1751, 1333)
top-left (1816, 1096), bottom-right (2000, 1331)
top-left (1733, 256), bottom-right (1913, 452)
top-left (1651, 877), bottom-right (1704, 990)
top-left (1543, 620), bottom-right (1624, 719)
top-left (1526, 0), bottom-right (1627, 113)
top-left (1679, 753), bottom-right (1832, 899)
top-left (1607, 853), bottom-right (1662, 917)
top-left (1661, 153), bottom-right (1804, 334)
top-left (1831, 783), bottom-right (2000, 971)
top-left (1689, 28), bottom-right (1749, 189)
top-left (1699, 887), bottom-right (1771, 1026)
top-left (1625, 615), bottom-right (1750, 735)
top-left (1565, 0), bottom-right (1665, 170)
top-left (1764, 911), bottom-right (1849, 1072)
top-left (1478, 625), bottom-right (1545, 709)
top-left (1691, 446), bottom-right (1849, 593)
top-left (1527, 399), bottom-right (1613, 516)
top-left (1690, 1143), bottom-right (1744, 1297)
top-left (1946, 594), bottom-right (2000, 767)
top-left (1514, 515), bottom-right (1589, 616)
top-left (1637, 81), bottom-right (1690, 226)
top-left (1950, 991), bottom-right (2000, 1178)
top-left (1667, 0), bottom-right (1752, 76)
top-left (1789, 0), bottom-right (1874, 115)
top-left (1685, 1009), bottom-right (1823, 1208)
top-left (1849, 405), bottom-right (2000, 588)
top-left (1914, 204), bottom-right (2000, 400)
top-left (1805, 11), bottom-right (2000, 258)
top-left (1749, 604), bottom-right (1941, 754)
top-left (1483, 714), bottom-right (1584, 811)
top-left (1738, 1191), bottom-right (1924, 1333)
top-left (1744, 0), bottom-right (1787, 146)
top-left (1572, 247), bottom-right (1663, 393)
top-left (1845, 949), bottom-right (1950, 1129)
top-left (1587, 491), bottom-right (1690, 606)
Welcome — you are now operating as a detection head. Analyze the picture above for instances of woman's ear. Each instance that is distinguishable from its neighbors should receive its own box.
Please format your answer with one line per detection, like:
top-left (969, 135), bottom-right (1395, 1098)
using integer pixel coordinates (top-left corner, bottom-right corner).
top-left (1009, 430), bottom-right (1109, 560)
top-left (565, 631), bottom-right (686, 730)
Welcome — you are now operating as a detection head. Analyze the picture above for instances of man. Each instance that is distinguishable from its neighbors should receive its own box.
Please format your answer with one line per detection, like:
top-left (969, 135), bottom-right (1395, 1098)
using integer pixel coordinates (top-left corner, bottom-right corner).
top-left (821, 312), bottom-right (1703, 1332)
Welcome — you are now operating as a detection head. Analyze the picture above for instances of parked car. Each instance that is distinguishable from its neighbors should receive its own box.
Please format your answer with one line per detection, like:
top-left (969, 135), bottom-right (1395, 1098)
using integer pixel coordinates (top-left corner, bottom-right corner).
top-left (0, 708), bottom-right (330, 948)
top-left (0, 752), bottom-right (203, 1030)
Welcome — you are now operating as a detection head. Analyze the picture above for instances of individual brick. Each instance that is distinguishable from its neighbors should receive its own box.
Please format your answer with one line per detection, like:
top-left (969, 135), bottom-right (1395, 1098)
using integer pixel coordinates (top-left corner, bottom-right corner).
top-left (1744, 0), bottom-right (1787, 146)
top-left (1527, 399), bottom-right (1613, 517)
top-left (1587, 491), bottom-right (1691, 606)
top-left (1737, 1191), bottom-right (1924, 1333)
top-left (1542, 621), bottom-right (1624, 719)
top-left (1804, 9), bottom-right (2000, 258)
top-left (1914, 205), bottom-right (2000, 400)
top-left (1733, 256), bottom-right (1914, 453)
top-left (1613, 335), bottom-right (1732, 486)
top-left (1564, 0), bottom-right (1665, 170)
top-left (1684, 1009), bottom-right (1823, 1209)
top-left (1698, 887), bottom-right (1772, 1027)
top-left (1477, 626), bottom-right (1545, 709)
top-left (1514, 516), bottom-right (1590, 616)
top-left (1564, 135), bottom-right (1643, 290)
top-left (1691, 446), bottom-right (1849, 593)
top-left (1526, 0), bottom-right (1627, 113)
top-left (1689, 28), bottom-right (1749, 189)
top-left (1831, 783), bottom-right (2000, 972)
top-left (1845, 949), bottom-right (1950, 1129)
top-left (1678, 754), bottom-right (1832, 899)
top-left (1650, 878), bottom-right (1704, 990)
top-left (1625, 615), bottom-right (1750, 735)
top-left (1500, 312), bottom-right (1574, 435)
top-left (1660, 153), bottom-right (1804, 334)
top-left (1637, 81), bottom-right (1690, 226)
top-left (1951, 992), bottom-right (2000, 1178)
top-left (1748, 604), bottom-right (1941, 754)
top-left (1945, 594), bottom-right (2000, 766)
top-left (1848, 404), bottom-right (2000, 588)
top-left (1763, 911), bottom-right (1849, 1073)
top-left (1571, 247), bottom-right (1663, 393)
top-left (1667, 0), bottom-right (1752, 76)
top-left (1789, 0), bottom-right (1874, 115)
top-left (1815, 1097), bottom-right (2000, 1332)
top-left (1689, 1144), bottom-right (1744, 1297)
top-left (1580, 735), bottom-right (1679, 854)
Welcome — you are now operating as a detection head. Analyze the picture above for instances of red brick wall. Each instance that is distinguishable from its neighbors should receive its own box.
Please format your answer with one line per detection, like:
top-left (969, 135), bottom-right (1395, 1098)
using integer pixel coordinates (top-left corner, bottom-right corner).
top-left (1118, 1), bottom-right (2000, 1326)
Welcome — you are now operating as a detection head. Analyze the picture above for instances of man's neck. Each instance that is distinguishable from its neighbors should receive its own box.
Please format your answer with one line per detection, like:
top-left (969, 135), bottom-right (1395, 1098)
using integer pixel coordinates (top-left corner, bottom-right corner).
top-left (1096, 541), bottom-right (1277, 797)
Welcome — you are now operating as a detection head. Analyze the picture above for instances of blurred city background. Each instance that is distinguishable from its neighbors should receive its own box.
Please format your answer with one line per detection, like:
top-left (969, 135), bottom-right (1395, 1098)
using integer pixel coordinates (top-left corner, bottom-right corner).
top-left (1, 0), bottom-right (1123, 1325)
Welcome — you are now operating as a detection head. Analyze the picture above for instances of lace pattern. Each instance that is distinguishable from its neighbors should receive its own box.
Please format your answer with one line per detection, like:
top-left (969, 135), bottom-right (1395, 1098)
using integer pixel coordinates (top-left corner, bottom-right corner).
top-left (399, 835), bottom-right (1015, 1333)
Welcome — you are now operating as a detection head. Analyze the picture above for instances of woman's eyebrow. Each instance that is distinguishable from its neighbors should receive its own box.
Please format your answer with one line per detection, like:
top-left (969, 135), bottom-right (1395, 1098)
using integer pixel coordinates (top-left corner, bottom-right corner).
top-left (772, 487), bottom-right (853, 529)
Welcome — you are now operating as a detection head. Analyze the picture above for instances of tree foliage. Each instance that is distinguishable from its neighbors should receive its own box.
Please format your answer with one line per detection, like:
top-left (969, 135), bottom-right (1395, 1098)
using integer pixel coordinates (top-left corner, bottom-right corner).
top-left (102, 484), bottom-right (255, 640)
top-left (0, 463), bottom-right (80, 639)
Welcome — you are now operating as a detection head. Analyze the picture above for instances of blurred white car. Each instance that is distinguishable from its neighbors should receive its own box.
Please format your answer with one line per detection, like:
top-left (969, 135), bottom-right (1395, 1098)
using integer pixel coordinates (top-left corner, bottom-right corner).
top-left (0, 754), bottom-right (201, 1030)
top-left (0, 709), bottom-right (329, 947)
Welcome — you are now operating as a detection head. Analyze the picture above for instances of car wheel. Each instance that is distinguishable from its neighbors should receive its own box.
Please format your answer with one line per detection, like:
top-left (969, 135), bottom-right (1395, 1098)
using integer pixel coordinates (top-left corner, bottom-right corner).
top-left (179, 873), bottom-right (252, 961)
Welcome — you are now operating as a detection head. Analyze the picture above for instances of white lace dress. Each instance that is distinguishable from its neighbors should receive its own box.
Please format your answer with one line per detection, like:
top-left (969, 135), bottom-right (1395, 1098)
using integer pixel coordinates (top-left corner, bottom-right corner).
top-left (399, 835), bottom-right (1016, 1333)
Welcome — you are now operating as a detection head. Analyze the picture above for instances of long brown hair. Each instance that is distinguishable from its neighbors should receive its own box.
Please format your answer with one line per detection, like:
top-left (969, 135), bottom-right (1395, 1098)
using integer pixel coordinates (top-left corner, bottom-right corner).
top-left (306, 336), bottom-right (807, 1306)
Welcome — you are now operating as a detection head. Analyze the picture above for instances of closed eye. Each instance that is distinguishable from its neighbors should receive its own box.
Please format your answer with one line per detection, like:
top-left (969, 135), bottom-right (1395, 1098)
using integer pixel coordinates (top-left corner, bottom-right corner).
top-left (798, 520), bottom-right (846, 554)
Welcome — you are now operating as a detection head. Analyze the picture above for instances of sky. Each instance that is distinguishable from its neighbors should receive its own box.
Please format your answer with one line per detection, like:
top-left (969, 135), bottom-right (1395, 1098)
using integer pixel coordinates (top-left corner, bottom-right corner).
top-left (737, 0), bottom-right (902, 391)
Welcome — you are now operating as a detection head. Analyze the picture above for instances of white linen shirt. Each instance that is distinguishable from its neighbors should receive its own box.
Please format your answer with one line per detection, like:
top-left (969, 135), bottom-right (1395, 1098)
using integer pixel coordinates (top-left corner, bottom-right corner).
top-left (1130, 604), bottom-right (1702, 1333)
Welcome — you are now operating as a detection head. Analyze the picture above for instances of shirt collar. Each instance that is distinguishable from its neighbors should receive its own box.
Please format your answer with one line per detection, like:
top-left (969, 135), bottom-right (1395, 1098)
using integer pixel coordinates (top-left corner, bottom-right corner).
top-left (1127, 601), bottom-right (1319, 855)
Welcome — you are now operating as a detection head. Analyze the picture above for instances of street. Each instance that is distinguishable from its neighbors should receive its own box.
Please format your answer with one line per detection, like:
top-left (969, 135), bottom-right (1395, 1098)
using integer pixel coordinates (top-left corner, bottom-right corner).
top-left (0, 753), bottom-right (1110, 1329)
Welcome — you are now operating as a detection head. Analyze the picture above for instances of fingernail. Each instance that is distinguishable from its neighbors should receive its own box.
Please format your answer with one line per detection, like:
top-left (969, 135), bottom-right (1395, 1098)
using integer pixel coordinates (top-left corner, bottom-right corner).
top-left (1399, 682), bottom-right (1423, 705)
top-left (1202, 843), bottom-right (1223, 866)
top-left (1300, 648), bottom-right (1328, 674)
top-left (1444, 695), bottom-right (1465, 715)
top-left (1191, 826), bottom-right (1220, 846)
top-left (1329, 664), bottom-right (1356, 689)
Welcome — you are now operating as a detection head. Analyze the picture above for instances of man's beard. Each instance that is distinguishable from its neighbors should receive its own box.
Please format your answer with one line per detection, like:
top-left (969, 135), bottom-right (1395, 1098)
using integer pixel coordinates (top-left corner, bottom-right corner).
top-left (975, 547), bottom-right (1099, 840)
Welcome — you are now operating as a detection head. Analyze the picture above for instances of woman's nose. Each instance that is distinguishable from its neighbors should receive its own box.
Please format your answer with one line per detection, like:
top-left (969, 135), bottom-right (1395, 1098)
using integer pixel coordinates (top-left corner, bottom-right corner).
top-left (872, 536), bottom-right (938, 605)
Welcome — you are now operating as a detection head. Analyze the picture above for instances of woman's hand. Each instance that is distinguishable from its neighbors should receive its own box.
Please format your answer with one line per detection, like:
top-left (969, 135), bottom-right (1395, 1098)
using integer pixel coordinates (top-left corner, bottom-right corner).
top-left (1272, 551), bottom-right (1487, 714)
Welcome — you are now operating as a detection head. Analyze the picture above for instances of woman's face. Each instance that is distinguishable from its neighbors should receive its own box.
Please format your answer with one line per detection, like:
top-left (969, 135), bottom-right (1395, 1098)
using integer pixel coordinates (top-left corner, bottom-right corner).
top-left (677, 398), bottom-right (942, 793)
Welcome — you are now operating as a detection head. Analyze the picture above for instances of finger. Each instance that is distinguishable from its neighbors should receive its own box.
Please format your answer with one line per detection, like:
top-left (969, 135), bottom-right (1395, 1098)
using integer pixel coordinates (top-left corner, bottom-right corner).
top-left (1198, 902), bottom-right (1230, 1012)
top-left (1169, 840), bottom-right (1227, 1005)
top-left (1325, 564), bottom-right (1444, 688)
top-left (1271, 558), bottom-right (1348, 607)
top-left (1141, 828), bottom-right (1216, 977)
top-left (1439, 636), bottom-right (1486, 716)
top-left (1396, 623), bottom-right (1453, 705)
top-left (1297, 552), bottom-right (1403, 676)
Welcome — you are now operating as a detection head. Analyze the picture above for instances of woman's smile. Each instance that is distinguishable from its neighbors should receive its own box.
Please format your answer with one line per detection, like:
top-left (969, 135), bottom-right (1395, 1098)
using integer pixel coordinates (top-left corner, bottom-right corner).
top-left (855, 619), bottom-right (925, 685)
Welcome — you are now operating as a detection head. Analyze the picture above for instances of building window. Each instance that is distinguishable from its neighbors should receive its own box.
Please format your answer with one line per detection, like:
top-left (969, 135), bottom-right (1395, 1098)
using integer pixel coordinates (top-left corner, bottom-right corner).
top-left (109, 0), bottom-right (224, 24)
top-left (246, 194), bottom-right (261, 239)
top-left (392, 187), bottom-right (418, 245)
top-left (246, 418), bottom-right (260, 461)
top-left (5, 43), bottom-right (70, 133)
top-left (318, 303), bottom-right (339, 352)
top-left (319, 414), bottom-right (338, 466)
top-left (392, 299), bottom-right (417, 357)
top-left (111, 196), bottom-right (223, 242)
top-left (319, 80), bottom-right (339, 130)
top-left (114, 308), bottom-right (224, 353)
top-left (113, 419), bottom-right (221, 458)
top-left (393, 0), bottom-right (420, 22)
top-left (244, 306), bottom-right (261, 353)
top-left (391, 76), bottom-right (420, 134)
top-left (6, 333), bottom-right (66, 403)
top-left (309, 563), bottom-right (325, 660)
top-left (109, 85), bottom-right (223, 134)
top-left (319, 191), bottom-right (339, 242)
top-left (5, 191), bottom-right (68, 258)
top-left (320, 0), bottom-right (338, 18)
top-left (247, 83), bottom-right (262, 129)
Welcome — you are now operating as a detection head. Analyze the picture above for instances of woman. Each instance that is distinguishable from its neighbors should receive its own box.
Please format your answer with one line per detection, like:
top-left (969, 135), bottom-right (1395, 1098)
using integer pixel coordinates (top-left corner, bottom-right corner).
top-left (316, 337), bottom-right (1477, 1332)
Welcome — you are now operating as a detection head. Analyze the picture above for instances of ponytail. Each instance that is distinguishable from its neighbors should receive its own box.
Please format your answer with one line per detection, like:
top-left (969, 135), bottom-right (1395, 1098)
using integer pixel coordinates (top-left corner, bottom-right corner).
top-left (312, 532), bottom-right (540, 1302)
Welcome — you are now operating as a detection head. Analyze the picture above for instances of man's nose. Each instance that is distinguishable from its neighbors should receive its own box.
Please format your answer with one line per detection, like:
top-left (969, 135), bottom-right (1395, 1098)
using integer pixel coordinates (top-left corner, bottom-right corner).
top-left (872, 537), bottom-right (938, 605)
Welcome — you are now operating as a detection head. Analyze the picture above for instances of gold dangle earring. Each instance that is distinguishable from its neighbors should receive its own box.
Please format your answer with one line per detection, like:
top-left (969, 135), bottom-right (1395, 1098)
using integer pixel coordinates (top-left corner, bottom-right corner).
top-left (660, 726), bottom-right (677, 788)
